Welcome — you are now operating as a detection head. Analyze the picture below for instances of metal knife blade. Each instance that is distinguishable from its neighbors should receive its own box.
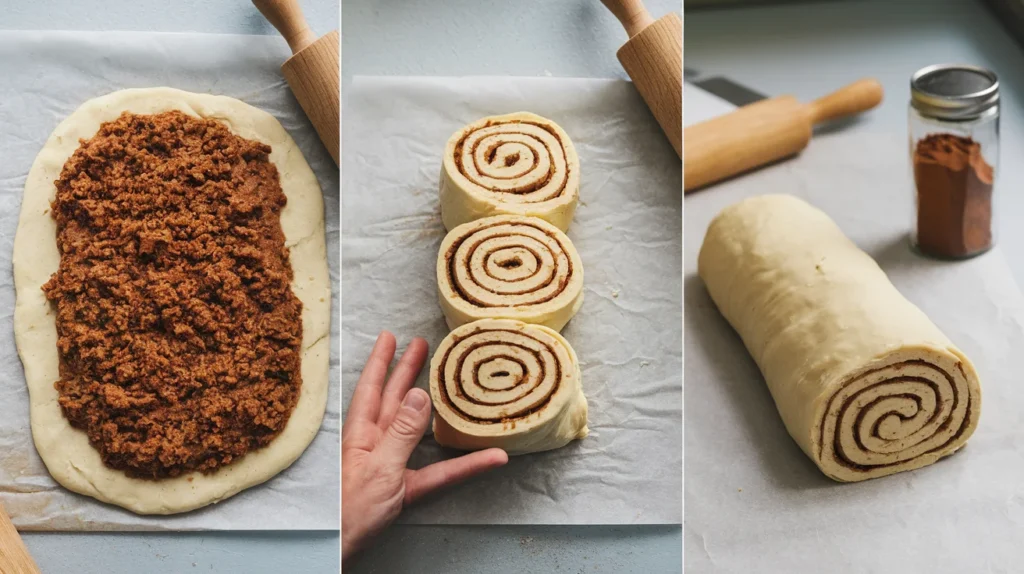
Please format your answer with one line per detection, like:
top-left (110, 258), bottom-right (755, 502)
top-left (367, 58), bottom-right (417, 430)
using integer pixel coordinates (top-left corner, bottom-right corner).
top-left (685, 67), bottom-right (768, 107)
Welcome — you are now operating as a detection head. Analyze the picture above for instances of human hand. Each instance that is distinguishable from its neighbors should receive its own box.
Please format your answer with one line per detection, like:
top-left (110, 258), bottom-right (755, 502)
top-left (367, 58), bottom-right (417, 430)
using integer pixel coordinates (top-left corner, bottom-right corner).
top-left (341, 331), bottom-right (508, 565)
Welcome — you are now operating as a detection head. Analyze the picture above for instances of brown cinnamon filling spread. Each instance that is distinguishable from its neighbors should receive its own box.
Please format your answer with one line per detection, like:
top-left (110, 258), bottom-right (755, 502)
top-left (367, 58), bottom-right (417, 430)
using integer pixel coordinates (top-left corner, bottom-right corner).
top-left (42, 111), bottom-right (303, 479)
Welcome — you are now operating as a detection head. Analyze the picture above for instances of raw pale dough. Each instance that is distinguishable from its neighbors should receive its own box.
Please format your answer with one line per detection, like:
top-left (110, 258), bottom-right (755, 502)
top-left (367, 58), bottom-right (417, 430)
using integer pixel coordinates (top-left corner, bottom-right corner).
top-left (698, 194), bottom-right (981, 482)
top-left (439, 112), bottom-right (580, 232)
top-left (437, 215), bottom-right (584, 332)
top-left (13, 88), bottom-right (331, 514)
top-left (429, 319), bottom-right (588, 455)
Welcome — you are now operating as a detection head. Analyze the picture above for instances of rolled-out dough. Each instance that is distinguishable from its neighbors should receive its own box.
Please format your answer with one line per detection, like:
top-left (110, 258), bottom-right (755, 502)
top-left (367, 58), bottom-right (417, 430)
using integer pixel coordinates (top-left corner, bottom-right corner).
top-left (13, 88), bottom-right (331, 514)
top-left (698, 194), bottom-right (981, 482)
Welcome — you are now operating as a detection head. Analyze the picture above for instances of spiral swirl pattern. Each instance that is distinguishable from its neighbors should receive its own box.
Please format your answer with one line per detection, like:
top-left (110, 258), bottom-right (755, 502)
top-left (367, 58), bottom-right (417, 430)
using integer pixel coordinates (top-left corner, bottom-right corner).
top-left (437, 215), bottom-right (583, 332)
top-left (818, 353), bottom-right (976, 480)
top-left (456, 120), bottom-right (569, 202)
top-left (429, 319), bottom-right (588, 455)
top-left (440, 112), bottom-right (580, 232)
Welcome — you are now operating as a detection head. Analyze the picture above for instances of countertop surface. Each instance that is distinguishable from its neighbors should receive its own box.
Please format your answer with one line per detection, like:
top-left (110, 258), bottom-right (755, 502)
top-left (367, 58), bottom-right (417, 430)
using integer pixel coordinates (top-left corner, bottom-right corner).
top-left (3, 1), bottom-right (338, 573)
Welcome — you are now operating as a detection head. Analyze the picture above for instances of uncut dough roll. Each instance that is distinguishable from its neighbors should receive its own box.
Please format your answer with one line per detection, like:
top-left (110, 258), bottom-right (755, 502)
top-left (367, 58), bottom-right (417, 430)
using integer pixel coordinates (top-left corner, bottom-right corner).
top-left (437, 215), bottom-right (584, 332)
top-left (429, 319), bottom-right (589, 455)
top-left (439, 112), bottom-right (580, 232)
top-left (698, 194), bottom-right (981, 482)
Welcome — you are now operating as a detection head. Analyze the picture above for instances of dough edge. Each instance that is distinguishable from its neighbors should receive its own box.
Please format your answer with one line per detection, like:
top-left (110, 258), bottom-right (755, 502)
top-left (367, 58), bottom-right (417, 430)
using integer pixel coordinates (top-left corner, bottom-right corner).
top-left (12, 87), bottom-right (331, 515)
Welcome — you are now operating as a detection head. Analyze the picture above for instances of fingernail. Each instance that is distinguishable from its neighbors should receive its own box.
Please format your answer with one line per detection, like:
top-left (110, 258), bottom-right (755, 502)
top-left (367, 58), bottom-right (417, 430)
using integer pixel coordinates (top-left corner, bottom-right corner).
top-left (403, 390), bottom-right (428, 411)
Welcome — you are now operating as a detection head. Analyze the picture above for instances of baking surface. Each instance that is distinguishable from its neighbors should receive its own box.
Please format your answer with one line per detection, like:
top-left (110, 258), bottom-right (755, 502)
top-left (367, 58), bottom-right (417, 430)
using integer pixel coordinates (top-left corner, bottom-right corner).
top-left (342, 75), bottom-right (682, 525)
top-left (684, 95), bottom-right (1024, 570)
top-left (0, 31), bottom-right (339, 531)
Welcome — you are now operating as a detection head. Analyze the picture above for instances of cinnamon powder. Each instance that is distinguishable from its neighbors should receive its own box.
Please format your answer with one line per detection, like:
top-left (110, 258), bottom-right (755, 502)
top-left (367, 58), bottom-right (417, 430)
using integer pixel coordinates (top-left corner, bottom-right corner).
top-left (42, 111), bottom-right (303, 479)
top-left (913, 133), bottom-right (994, 258)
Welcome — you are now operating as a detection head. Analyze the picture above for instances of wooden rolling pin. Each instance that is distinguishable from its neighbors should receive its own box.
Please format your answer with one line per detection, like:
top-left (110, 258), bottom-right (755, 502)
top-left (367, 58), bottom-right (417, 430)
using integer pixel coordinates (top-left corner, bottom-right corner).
top-left (602, 0), bottom-right (682, 158)
top-left (0, 502), bottom-right (41, 574)
top-left (684, 79), bottom-right (884, 192)
top-left (253, 0), bottom-right (340, 165)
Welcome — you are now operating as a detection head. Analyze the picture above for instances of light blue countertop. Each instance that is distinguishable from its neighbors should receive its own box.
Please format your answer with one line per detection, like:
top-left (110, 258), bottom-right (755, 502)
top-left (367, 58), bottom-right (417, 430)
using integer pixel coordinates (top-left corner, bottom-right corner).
top-left (4, 1), bottom-right (338, 573)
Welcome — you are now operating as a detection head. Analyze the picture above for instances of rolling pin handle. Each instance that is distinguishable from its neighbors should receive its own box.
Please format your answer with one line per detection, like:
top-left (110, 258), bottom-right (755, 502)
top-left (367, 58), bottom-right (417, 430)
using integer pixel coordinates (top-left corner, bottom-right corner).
top-left (806, 78), bottom-right (885, 125)
top-left (0, 502), bottom-right (41, 574)
top-left (252, 0), bottom-right (318, 55)
top-left (600, 0), bottom-right (656, 38)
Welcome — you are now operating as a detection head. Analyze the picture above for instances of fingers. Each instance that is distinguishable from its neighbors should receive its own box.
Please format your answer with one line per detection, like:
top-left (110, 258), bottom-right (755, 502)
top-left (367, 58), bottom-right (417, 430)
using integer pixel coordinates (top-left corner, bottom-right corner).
top-left (345, 331), bottom-right (397, 426)
top-left (404, 448), bottom-right (509, 506)
top-left (376, 388), bottom-right (433, 471)
top-left (378, 337), bottom-right (429, 430)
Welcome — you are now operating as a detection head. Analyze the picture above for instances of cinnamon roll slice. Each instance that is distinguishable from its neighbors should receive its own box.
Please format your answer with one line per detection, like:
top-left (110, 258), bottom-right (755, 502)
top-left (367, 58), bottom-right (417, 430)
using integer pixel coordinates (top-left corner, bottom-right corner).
top-left (429, 319), bottom-right (589, 455)
top-left (440, 112), bottom-right (580, 232)
top-left (698, 194), bottom-right (982, 482)
top-left (437, 215), bottom-right (584, 332)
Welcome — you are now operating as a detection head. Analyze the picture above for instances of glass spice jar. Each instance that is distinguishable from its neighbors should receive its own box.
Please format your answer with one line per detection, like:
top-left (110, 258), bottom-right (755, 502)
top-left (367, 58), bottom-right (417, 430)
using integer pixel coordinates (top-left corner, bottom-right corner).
top-left (909, 64), bottom-right (999, 259)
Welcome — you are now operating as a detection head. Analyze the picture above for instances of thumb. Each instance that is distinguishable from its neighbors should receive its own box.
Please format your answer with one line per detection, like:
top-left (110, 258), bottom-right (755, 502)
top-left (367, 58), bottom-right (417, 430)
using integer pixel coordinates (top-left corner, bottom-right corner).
top-left (378, 388), bottom-right (431, 469)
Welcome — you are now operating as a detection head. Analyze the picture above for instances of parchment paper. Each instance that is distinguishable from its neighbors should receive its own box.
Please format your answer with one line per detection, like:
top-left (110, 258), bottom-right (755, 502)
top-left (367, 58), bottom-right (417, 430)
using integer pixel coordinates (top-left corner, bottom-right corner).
top-left (342, 76), bottom-right (682, 524)
top-left (0, 31), bottom-right (339, 531)
top-left (684, 86), bottom-right (1024, 572)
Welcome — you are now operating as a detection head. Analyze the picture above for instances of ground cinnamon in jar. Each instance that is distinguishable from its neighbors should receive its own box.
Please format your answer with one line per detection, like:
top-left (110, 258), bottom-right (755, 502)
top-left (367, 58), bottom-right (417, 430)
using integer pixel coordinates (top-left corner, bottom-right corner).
top-left (913, 133), bottom-right (994, 258)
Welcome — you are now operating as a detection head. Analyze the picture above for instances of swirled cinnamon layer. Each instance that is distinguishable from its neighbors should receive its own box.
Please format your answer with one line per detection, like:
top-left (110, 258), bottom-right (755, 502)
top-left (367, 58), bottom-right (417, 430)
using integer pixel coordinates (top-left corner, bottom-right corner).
top-left (440, 112), bottom-right (580, 232)
top-left (429, 319), bottom-right (588, 455)
top-left (437, 215), bottom-right (583, 332)
top-left (698, 194), bottom-right (981, 482)
top-left (818, 351), bottom-right (976, 481)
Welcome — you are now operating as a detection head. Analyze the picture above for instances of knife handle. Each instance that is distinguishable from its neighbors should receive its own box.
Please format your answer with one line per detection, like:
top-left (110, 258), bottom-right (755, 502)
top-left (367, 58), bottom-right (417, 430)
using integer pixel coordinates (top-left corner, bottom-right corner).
top-left (806, 78), bottom-right (884, 125)
top-left (252, 0), bottom-right (317, 55)
top-left (601, 0), bottom-right (656, 38)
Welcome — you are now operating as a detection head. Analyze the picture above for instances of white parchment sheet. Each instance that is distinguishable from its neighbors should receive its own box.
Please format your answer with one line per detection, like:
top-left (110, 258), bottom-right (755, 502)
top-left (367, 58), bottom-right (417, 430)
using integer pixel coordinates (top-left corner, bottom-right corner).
top-left (342, 76), bottom-right (683, 524)
top-left (685, 88), bottom-right (1024, 572)
top-left (0, 31), bottom-right (339, 530)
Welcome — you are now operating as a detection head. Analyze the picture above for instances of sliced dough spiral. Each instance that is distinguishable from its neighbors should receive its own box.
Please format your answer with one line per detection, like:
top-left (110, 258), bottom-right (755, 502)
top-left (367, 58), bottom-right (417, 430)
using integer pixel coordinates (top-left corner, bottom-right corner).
top-left (429, 319), bottom-right (589, 455)
top-left (437, 215), bottom-right (584, 332)
top-left (440, 112), bottom-right (580, 232)
top-left (698, 194), bottom-right (981, 482)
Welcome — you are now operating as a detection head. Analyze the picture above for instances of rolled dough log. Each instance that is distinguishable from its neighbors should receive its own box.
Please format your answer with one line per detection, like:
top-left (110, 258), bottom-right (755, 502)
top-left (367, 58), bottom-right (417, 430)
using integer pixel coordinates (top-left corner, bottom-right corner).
top-left (13, 88), bottom-right (331, 514)
top-left (698, 194), bottom-right (981, 482)
top-left (439, 112), bottom-right (580, 232)
top-left (429, 319), bottom-right (589, 455)
top-left (437, 215), bottom-right (584, 332)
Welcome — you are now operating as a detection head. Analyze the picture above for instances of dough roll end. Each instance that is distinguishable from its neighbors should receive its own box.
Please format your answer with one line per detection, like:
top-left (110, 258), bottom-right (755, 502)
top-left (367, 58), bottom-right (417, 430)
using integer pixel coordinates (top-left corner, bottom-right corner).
top-left (439, 112), bottom-right (579, 232)
top-left (436, 215), bottom-right (584, 332)
top-left (428, 319), bottom-right (588, 455)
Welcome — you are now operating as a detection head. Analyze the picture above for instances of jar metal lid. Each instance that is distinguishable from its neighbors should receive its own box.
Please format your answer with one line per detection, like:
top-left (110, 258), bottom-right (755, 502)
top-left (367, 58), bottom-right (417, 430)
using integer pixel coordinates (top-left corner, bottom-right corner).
top-left (911, 64), bottom-right (999, 121)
